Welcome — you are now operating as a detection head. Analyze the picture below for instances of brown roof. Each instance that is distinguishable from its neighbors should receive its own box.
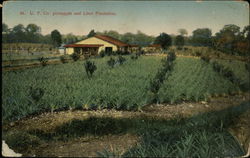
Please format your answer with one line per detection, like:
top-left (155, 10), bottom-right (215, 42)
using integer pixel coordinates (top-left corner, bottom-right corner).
top-left (147, 44), bottom-right (161, 48)
top-left (64, 44), bottom-right (103, 48)
top-left (94, 34), bottom-right (128, 47)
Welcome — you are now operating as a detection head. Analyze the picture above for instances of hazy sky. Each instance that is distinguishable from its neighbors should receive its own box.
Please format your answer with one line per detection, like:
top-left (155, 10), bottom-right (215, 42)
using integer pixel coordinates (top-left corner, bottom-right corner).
top-left (2, 1), bottom-right (249, 36)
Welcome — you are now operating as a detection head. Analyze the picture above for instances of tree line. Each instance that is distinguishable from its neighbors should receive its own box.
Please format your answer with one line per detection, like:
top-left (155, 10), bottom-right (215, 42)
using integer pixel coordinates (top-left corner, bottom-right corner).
top-left (2, 23), bottom-right (249, 56)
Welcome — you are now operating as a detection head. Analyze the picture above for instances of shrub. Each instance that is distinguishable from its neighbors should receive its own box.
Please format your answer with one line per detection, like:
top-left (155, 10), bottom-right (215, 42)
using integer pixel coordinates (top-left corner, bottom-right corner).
top-left (117, 55), bottom-right (126, 65)
top-left (245, 63), bottom-right (250, 73)
top-left (84, 60), bottom-right (97, 77)
top-left (4, 131), bottom-right (42, 151)
top-left (200, 55), bottom-right (210, 63)
top-left (71, 52), bottom-right (80, 61)
top-left (39, 57), bottom-right (48, 66)
top-left (107, 57), bottom-right (116, 68)
top-left (167, 51), bottom-right (176, 62)
top-left (99, 50), bottom-right (105, 58)
top-left (60, 55), bottom-right (67, 63)
top-left (29, 87), bottom-right (44, 103)
top-left (131, 54), bottom-right (138, 60)
top-left (195, 51), bottom-right (202, 56)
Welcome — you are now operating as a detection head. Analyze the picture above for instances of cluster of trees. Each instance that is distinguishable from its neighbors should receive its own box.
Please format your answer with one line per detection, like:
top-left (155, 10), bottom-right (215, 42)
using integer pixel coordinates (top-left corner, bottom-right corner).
top-left (2, 23), bottom-right (82, 47)
top-left (2, 23), bottom-right (249, 56)
top-left (91, 30), bottom-right (155, 46)
top-left (154, 25), bottom-right (249, 56)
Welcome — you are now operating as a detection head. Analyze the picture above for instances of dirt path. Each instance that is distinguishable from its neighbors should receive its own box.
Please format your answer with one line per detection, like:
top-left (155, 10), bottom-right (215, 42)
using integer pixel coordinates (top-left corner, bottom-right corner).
top-left (3, 93), bottom-right (250, 157)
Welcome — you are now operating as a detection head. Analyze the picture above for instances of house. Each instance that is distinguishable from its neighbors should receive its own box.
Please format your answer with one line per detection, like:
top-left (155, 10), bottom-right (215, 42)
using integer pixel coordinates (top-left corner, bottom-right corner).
top-left (142, 44), bottom-right (162, 53)
top-left (64, 34), bottom-right (138, 55)
top-left (58, 44), bottom-right (66, 54)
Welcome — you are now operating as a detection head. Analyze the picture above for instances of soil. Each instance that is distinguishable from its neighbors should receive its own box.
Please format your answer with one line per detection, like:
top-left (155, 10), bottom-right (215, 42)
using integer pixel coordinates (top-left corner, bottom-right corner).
top-left (2, 93), bottom-right (250, 157)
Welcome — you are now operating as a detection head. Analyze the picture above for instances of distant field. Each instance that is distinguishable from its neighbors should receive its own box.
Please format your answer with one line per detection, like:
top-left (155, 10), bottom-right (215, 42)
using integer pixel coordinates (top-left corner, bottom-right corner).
top-left (2, 56), bottom-right (249, 121)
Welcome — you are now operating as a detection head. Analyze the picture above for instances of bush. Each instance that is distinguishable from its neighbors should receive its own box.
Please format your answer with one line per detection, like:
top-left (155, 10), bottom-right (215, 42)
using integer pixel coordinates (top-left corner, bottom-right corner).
top-left (29, 87), bottom-right (44, 103)
top-left (200, 55), bottom-right (210, 63)
top-left (245, 63), bottom-right (250, 73)
top-left (117, 55), bottom-right (126, 65)
top-left (195, 51), bottom-right (202, 56)
top-left (71, 52), bottom-right (80, 61)
top-left (60, 55), bottom-right (67, 63)
top-left (4, 131), bottom-right (42, 151)
top-left (99, 50), bottom-right (105, 58)
top-left (167, 51), bottom-right (176, 62)
top-left (131, 54), bottom-right (138, 60)
top-left (84, 60), bottom-right (97, 77)
top-left (39, 57), bottom-right (48, 66)
top-left (107, 57), bottom-right (116, 68)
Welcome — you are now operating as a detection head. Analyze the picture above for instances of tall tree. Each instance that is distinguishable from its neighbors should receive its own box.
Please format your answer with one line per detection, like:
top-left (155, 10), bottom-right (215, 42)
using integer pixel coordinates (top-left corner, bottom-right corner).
top-left (154, 33), bottom-right (172, 50)
top-left (2, 23), bottom-right (9, 43)
top-left (214, 24), bottom-right (241, 54)
top-left (12, 24), bottom-right (26, 42)
top-left (178, 29), bottom-right (188, 36)
top-left (51, 30), bottom-right (62, 47)
top-left (87, 29), bottom-right (96, 37)
top-left (175, 35), bottom-right (185, 49)
top-left (191, 28), bottom-right (212, 46)
top-left (25, 24), bottom-right (41, 43)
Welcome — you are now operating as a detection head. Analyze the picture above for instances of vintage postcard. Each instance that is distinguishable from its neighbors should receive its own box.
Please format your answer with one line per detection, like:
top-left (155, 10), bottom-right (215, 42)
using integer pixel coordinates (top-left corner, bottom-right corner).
top-left (2, 0), bottom-right (250, 157)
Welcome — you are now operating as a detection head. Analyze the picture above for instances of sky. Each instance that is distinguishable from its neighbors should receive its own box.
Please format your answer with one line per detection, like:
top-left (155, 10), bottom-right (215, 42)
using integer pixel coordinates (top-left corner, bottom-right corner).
top-left (2, 1), bottom-right (249, 36)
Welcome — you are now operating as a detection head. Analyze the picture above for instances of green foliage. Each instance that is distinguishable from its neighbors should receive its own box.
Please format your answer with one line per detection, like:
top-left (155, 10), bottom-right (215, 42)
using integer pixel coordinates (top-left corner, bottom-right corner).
top-left (84, 60), bottom-right (97, 77)
top-left (87, 29), bottom-right (96, 38)
top-left (51, 29), bottom-right (62, 47)
top-left (191, 28), bottom-right (212, 46)
top-left (99, 50), bottom-right (105, 58)
top-left (39, 57), bottom-right (48, 66)
top-left (71, 52), bottom-right (80, 61)
top-left (158, 57), bottom-right (240, 103)
top-left (200, 55), bottom-right (210, 63)
top-left (28, 86), bottom-right (45, 103)
top-left (4, 131), bottom-right (42, 151)
top-left (175, 35), bottom-right (185, 49)
top-left (60, 55), bottom-right (67, 63)
top-left (117, 55), bottom-right (126, 65)
top-left (154, 33), bottom-right (172, 50)
top-left (107, 57), bottom-right (116, 68)
top-left (2, 56), bottom-right (248, 121)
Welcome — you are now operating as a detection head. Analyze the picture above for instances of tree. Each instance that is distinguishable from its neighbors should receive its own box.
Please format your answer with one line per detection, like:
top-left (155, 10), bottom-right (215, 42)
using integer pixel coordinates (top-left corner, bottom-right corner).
top-left (154, 33), bottom-right (172, 50)
top-left (191, 28), bottom-right (212, 46)
top-left (2, 23), bottom-right (9, 33)
top-left (51, 30), bottom-right (62, 47)
top-left (242, 25), bottom-right (250, 41)
top-left (103, 30), bottom-right (120, 39)
top-left (12, 24), bottom-right (26, 42)
top-left (175, 35), bottom-right (185, 49)
top-left (213, 24), bottom-right (241, 54)
top-left (2, 23), bottom-right (9, 43)
top-left (87, 29), bottom-right (96, 37)
top-left (178, 29), bottom-right (188, 36)
top-left (25, 24), bottom-right (41, 43)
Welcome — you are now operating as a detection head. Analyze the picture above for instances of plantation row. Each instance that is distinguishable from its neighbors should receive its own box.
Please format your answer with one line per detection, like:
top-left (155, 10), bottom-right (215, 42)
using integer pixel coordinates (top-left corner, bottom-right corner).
top-left (2, 55), bottom-right (249, 121)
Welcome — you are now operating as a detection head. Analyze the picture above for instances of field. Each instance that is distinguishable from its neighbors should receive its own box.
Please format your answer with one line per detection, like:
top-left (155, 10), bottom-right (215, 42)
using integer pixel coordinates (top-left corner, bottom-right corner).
top-left (2, 53), bottom-right (250, 157)
top-left (2, 55), bottom-right (249, 121)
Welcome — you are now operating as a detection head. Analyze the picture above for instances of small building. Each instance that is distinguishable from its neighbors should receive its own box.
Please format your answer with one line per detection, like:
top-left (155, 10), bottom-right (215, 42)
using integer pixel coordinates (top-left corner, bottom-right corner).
top-left (58, 44), bottom-right (66, 54)
top-left (142, 44), bottom-right (162, 53)
top-left (64, 34), bottom-right (134, 55)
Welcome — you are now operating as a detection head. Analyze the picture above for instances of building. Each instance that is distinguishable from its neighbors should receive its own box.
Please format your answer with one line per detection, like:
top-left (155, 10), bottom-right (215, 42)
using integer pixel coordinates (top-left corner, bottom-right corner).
top-left (64, 34), bottom-right (139, 55)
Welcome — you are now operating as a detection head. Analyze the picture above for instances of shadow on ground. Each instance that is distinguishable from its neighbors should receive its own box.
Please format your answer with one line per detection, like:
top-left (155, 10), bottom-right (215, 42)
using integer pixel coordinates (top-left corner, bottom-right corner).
top-left (3, 101), bottom-right (249, 157)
